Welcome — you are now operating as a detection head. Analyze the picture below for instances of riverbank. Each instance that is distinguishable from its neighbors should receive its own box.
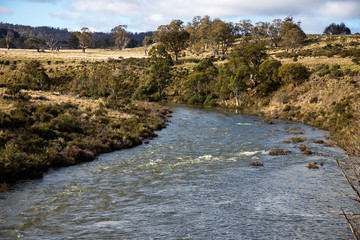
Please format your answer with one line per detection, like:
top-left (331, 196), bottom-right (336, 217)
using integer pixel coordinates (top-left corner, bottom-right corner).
top-left (0, 89), bottom-right (170, 190)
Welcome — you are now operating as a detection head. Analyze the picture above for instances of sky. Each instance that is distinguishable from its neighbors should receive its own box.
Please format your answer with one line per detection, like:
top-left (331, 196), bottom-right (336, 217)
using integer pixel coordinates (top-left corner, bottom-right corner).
top-left (0, 0), bottom-right (360, 34)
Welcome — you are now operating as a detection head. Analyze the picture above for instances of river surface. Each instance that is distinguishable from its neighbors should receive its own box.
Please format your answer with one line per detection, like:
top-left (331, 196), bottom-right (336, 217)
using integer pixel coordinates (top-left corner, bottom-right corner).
top-left (0, 105), bottom-right (356, 239)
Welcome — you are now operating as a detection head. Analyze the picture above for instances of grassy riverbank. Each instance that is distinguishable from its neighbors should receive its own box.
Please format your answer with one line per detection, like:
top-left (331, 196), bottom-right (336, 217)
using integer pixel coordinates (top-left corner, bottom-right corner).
top-left (0, 34), bottom-right (359, 189)
top-left (0, 88), bottom-right (170, 189)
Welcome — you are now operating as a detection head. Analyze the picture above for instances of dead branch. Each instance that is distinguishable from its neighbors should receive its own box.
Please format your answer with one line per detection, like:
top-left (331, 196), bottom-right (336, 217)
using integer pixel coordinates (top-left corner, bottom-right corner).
top-left (342, 208), bottom-right (360, 240)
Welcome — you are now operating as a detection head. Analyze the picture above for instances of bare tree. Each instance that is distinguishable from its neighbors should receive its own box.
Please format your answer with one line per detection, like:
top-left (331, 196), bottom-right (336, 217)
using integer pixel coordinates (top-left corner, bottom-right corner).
top-left (46, 37), bottom-right (58, 51)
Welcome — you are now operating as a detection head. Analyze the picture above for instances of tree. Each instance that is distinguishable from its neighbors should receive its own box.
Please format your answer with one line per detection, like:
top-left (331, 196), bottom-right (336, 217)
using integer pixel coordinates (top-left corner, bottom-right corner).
top-left (323, 23), bottom-right (351, 35)
top-left (46, 37), bottom-right (58, 51)
top-left (212, 19), bottom-right (236, 55)
top-left (135, 44), bottom-right (173, 100)
top-left (268, 19), bottom-right (282, 48)
top-left (279, 63), bottom-right (309, 85)
top-left (76, 27), bottom-right (93, 53)
top-left (155, 20), bottom-right (190, 61)
top-left (24, 38), bottom-right (41, 52)
top-left (186, 16), bottom-right (204, 55)
top-left (142, 36), bottom-right (152, 56)
top-left (282, 28), bottom-right (306, 51)
top-left (251, 21), bottom-right (270, 43)
top-left (184, 72), bottom-right (210, 97)
top-left (217, 58), bottom-right (250, 106)
top-left (111, 25), bottom-right (129, 50)
top-left (231, 42), bottom-right (268, 86)
top-left (280, 17), bottom-right (306, 50)
top-left (258, 59), bottom-right (282, 95)
top-left (5, 30), bottom-right (14, 50)
top-left (183, 58), bottom-right (218, 102)
top-left (236, 19), bottom-right (253, 42)
top-left (68, 33), bottom-right (79, 49)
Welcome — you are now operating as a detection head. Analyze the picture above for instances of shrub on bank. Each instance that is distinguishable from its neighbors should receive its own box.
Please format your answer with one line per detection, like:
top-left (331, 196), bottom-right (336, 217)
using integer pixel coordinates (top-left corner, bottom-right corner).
top-left (279, 63), bottom-right (310, 85)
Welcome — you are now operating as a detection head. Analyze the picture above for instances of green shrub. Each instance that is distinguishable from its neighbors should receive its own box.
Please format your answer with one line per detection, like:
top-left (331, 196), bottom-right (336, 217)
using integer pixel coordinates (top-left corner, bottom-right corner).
top-left (50, 114), bottom-right (83, 133)
top-left (32, 126), bottom-right (57, 140)
top-left (279, 63), bottom-right (310, 85)
top-left (310, 97), bottom-right (318, 104)
top-left (0, 111), bottom-right (11, 128)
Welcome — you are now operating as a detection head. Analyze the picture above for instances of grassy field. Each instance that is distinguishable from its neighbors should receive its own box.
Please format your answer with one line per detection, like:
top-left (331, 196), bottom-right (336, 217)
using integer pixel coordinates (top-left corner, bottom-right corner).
top-left (0, 47), bottom-right (148, 62)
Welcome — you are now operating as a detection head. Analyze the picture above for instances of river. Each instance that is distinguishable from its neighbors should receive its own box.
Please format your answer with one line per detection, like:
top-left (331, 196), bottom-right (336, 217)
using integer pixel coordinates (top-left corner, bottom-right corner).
top-left (0, 105), bottom-right (356, 239)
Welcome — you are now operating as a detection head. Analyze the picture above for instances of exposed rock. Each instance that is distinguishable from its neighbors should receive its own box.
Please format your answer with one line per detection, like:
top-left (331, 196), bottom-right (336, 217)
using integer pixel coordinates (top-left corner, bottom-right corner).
top-left (251, 161), bottom-right (264, 167)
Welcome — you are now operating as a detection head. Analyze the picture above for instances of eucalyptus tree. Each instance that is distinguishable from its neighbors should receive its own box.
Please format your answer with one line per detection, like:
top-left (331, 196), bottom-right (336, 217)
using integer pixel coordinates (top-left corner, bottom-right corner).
top-left (5, 30), bottom-right (14, 50)
top-left (46, 37), bottom-right (58, 51)
top-left (268, 19), bottom-right (282, 48)
top-left (77, 27), bottom-right (93, 53)
top-left (236, 19), bottom-right (253, 42)
top-left (24, 38), bottom-right (41, 52)
top-left (111, 25), bottom-right (129, 50)
top-left (142, 36), bottom-right (152, 55)
top-left (251, 21), bottom-right (270, 43)
top-left (134, 44), bottom-right (174, 100)
top-left (217, 58), bottom-right (250, 107)
top-left (323, 23), bottom-right (351, 35)
top-left (155, 20), bottom-right (190, 61)
top-left (186, 16), bottom-right (203, 55)
top-left (231, 42), bottom-right (268, 86)
top-left (212, 18), bottom-right (237, 55)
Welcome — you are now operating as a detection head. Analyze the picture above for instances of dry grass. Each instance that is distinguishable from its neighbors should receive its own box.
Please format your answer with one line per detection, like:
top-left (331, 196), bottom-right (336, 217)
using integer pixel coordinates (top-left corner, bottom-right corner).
top-left (281, 56), bottom-right (355, 68)
top-left (0, 88), bottom-right (133, 119)
top-left (0, 47), bottom-right (148, 62)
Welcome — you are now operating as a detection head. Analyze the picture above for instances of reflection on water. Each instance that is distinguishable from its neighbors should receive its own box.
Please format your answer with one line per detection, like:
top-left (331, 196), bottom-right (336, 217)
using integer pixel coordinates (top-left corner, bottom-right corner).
top-left (0, 105), bottom-right (355, 239)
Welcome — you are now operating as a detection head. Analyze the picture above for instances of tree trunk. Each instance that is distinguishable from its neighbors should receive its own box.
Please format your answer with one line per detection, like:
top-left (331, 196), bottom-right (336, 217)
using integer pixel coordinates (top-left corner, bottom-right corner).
top-left (82, 48), bottom-right (86, 53)
top-left (174, 52), bottom-right (178, 61)
top-left (235, 92), bottom-right (239, 107)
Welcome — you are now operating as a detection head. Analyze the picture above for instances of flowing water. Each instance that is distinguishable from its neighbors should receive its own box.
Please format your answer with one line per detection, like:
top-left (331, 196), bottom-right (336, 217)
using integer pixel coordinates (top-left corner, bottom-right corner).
top-left (0, 105), bottom-right (356, 239)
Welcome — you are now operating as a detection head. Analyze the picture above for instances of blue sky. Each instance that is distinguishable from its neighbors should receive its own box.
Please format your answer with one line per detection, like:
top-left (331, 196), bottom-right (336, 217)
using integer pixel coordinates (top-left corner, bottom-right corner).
top-left (1, 0), bottom-right (360, 34)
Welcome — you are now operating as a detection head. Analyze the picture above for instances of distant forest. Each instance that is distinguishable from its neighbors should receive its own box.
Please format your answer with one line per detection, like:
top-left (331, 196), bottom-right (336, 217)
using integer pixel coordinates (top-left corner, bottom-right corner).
top-left (0, 22), bottom-right (152, 49)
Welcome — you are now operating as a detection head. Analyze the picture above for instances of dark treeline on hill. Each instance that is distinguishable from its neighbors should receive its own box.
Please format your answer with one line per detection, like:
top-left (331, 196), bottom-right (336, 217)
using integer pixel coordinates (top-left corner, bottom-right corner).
top-left (0, 22), bottom-right (152, 49)
top-left (0, 19), bottom-right (354, 51)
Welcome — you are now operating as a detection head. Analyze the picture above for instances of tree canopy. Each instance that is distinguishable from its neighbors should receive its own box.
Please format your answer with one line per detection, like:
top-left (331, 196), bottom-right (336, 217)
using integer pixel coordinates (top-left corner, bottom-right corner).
top-left (155, 20), bottom-right (190, 61)
top-left (111, 25), bottom-right (129, 50)
top-left (323, 23), bottom-right (351, 35)
top-left (76, 27), bottom-right (93, 52)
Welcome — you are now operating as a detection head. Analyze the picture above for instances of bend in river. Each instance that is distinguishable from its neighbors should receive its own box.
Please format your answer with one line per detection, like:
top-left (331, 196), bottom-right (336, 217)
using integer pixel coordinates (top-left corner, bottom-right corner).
top-left (0, 105), bottom-right (356, 239)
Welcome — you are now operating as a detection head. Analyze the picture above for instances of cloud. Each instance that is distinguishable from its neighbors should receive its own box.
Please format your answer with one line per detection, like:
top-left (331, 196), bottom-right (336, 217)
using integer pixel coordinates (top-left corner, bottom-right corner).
top-left (51, 10), bottom-right (84, 20)
top-left (49, 0), bottom-right (360, 33)
top-left (0, 6), bottom-right (13, 15)
top-left (316, 1), bottom-right (360, 19)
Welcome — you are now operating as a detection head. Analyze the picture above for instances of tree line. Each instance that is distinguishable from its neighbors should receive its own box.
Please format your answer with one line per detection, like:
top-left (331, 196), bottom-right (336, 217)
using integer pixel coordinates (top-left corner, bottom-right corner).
top-left (0, 23), bottom-right (152, 50)
top-left (0, 19), bottom-right (352, 52)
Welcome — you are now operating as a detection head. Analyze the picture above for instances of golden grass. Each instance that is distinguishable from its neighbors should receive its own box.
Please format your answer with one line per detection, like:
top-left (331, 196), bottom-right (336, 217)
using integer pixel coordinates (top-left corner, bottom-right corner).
top-left (281, 56), bottom-right (356, 68)
top-left (0, 47), bottom-right (148, 62)
top-left (0, 88), bottom-right (133, 119)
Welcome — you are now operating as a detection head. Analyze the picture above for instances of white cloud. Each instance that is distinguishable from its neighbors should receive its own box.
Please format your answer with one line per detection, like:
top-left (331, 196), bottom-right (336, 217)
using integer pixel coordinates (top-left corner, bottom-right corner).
top-left (52, 10), bottom-right (84, 20)
top-left (0, 6), bottom-right (13, 15)
top-left (316, 1), bottom-right (360, 19)
top-left (50, 0), bottom-right (360, 33)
